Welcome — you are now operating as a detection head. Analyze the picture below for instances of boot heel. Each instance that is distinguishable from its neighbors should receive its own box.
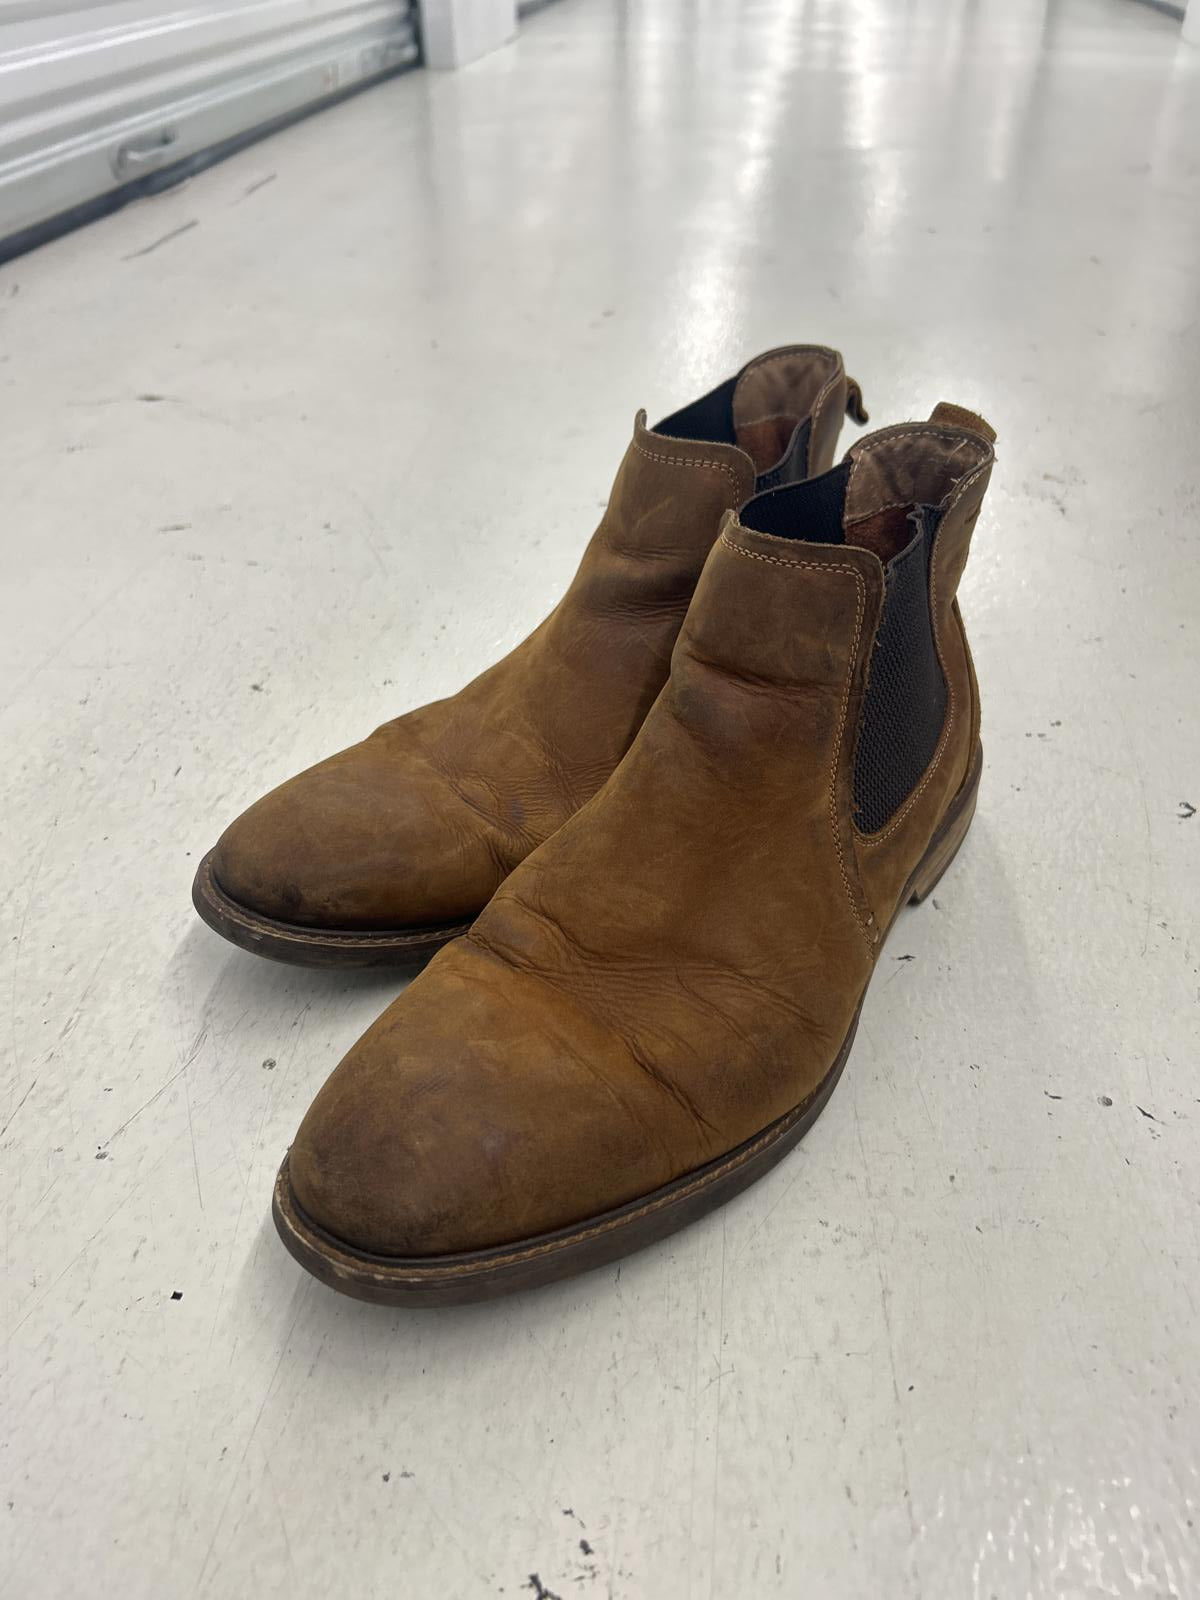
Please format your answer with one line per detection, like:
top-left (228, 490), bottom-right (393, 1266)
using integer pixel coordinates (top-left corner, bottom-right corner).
top-left (907, 746), bottom-right (981, 904)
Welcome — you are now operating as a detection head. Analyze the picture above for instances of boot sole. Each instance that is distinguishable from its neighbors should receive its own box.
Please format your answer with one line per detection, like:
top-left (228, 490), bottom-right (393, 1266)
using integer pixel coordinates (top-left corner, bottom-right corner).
top-left (272, 743), bottom-right (982, 1304)
top-left (191, 851), bottom-right (472, 969)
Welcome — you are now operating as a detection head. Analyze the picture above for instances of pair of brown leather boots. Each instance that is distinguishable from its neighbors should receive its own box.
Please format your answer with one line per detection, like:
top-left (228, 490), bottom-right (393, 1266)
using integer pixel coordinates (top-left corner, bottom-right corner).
top-left (193, 344), bottom-right (996, 1306)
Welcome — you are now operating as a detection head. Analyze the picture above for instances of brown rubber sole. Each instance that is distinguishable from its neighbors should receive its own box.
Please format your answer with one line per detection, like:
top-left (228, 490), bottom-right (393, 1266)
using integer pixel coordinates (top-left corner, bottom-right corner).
top-left (191, 850), bottom-right (472, 969)
top-left (272, 744), bottom-right (982, 1305)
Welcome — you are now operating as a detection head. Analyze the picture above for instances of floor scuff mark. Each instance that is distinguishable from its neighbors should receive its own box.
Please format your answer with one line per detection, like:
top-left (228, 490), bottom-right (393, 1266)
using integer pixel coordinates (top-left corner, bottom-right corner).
top-left (122, 220), bottom-right (198, 259)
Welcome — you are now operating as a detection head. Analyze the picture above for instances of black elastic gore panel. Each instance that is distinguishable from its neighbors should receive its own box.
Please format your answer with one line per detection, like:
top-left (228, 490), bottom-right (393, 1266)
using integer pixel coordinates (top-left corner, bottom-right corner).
top-left (754, 417), bottom-right (812, 492)
top-left (740, 459), bottom-right (851, 545)
top-left (853, 507), bottom-right (947, 834)
top-left (654, 375), bottom-right (738, 446)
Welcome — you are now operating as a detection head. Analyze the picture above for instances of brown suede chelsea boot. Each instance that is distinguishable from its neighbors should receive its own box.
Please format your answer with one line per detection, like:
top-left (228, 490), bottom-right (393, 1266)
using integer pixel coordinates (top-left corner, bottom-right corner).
top-left (193, 345), bottom-right (867, 966)
top-left (272, 403), bottom-right (997, 1304)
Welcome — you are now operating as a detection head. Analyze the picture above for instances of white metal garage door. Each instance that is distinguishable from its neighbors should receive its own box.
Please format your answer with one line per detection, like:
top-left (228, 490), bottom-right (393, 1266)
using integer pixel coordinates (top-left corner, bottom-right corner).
top-left (0, 0), bottom-right (419, 249)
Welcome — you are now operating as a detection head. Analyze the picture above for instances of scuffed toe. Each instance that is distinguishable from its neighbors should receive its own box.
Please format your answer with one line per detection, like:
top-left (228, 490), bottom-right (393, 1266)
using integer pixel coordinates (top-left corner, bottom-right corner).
top-left (211, 735), bottom-right (504, 930)
top-left (284, 936), bottom-right (704, 1259)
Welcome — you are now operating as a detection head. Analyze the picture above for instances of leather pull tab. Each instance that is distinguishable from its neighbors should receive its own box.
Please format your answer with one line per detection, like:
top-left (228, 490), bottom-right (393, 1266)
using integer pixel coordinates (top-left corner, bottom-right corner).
top-left (845, 378), bottom-right (869, 425)
top-left (929, 401), bottom-right (996, 443)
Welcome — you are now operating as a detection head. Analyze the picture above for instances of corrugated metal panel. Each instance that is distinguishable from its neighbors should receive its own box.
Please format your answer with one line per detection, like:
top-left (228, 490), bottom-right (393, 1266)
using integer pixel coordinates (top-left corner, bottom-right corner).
top-left (0, 1), bottom-right (419, 245)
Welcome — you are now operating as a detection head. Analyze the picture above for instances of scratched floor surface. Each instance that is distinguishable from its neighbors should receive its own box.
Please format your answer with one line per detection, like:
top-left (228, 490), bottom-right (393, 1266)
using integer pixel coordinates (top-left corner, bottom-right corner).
top-left (2, 1), bottom-right (1198, 1595)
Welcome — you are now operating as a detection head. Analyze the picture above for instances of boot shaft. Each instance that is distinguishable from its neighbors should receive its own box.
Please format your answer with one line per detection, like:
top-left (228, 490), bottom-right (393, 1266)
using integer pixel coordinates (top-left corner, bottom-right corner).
top-left (677, 403), bottom-right (996, 938)
top-left (556, 344), bottom-right (868, 635)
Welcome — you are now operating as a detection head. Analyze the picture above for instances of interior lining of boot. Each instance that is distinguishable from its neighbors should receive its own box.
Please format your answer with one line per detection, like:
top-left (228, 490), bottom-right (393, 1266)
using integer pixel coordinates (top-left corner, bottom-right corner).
top-left (654, 375), bottom-right (739, 450)
top-left (730, 349), bottom-right (838, 473)
top-left (843, 504), bottom-right (916, 563)
top-left (739, 426), bottom-right (991, 564)
top-left (652, 348), bottom-right (839, 476)
top-left (843, 429), bottom-right (991, 534)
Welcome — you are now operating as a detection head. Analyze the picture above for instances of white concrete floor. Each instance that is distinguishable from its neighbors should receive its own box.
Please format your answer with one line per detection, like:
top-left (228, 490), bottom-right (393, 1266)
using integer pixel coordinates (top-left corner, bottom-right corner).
top-left (2, 1), bottom-right (1199, 1595)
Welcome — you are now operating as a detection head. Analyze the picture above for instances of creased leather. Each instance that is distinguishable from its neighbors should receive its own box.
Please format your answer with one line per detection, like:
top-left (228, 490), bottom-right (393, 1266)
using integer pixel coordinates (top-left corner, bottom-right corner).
top-left (289, 531), bottom-right (880, 1253)
top-left (287, 411), bottom-right (996, 1261)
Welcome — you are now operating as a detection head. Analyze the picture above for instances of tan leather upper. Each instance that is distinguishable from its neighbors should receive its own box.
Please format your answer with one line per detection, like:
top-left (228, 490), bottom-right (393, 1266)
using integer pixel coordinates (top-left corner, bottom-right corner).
top-left (212, 348), bottom-right (860, 929)
top-left (288, 409), bottom-right (996, 1256)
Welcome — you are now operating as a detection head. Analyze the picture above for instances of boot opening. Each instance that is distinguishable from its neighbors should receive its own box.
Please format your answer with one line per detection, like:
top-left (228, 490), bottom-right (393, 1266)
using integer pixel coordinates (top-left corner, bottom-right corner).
top-left (843, 426), bottom-right (991, 551)
top-left (653, 346), bottom-right (846, 481)
top-left (738, 422), bottom-right (991, 561)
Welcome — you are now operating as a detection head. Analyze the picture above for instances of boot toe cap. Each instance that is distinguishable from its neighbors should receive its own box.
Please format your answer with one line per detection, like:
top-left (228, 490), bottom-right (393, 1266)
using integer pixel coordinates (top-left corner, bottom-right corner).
top-left (281, 937), bottom-right (714, 1261)
top-left (211, 745), bottom-right (498, 931)
top-left (286, 1010), bottom-right (520, 1259)
top-left (287, 1013), bottom-right (556, 1259)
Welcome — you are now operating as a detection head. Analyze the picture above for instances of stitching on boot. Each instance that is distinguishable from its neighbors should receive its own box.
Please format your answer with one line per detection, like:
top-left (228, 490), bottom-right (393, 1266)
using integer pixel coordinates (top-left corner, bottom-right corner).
top-left (717, 534), bottom-right (859, 578)
top-left (632, 436), bottom-right (745, 491)
top-left (741, 344), bottom-right (837, 375)
top-left (719, 532), bottom-right (875, 944)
